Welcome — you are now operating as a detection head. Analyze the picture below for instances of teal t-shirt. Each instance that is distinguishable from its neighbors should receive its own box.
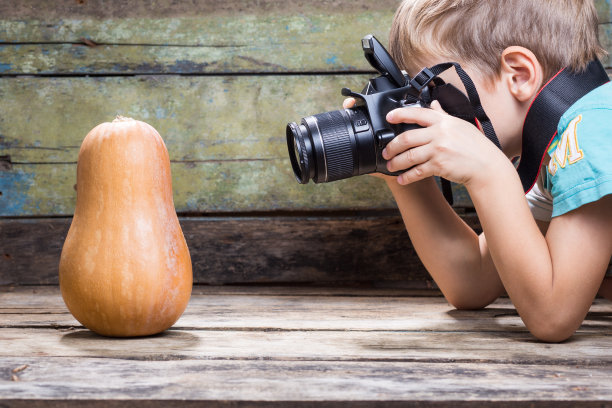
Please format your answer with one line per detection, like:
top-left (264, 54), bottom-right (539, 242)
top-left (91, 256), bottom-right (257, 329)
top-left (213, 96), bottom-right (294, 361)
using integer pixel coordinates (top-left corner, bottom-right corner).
top-left (544, 81), bottom-right (612, 217)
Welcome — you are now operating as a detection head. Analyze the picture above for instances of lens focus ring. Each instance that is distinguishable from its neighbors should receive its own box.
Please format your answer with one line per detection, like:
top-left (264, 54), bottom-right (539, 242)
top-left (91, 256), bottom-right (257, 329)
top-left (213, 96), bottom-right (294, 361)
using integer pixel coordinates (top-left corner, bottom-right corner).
top-left (313, 111), bottom-right (354, 182)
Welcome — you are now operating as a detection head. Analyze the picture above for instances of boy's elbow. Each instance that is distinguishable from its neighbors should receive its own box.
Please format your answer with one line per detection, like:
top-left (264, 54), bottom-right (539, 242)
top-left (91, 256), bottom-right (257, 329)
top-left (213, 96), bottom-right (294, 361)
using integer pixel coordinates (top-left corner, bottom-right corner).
top-left (525, 314), bottom-right (579, 343)
top-left (445, 292), bottom-right (497, 311)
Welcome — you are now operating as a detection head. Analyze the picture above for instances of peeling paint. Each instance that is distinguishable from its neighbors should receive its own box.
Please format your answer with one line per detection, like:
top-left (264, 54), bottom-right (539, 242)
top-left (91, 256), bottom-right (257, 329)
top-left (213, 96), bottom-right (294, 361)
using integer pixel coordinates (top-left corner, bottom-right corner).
top-left (0, 169), bottom-right (34, 216)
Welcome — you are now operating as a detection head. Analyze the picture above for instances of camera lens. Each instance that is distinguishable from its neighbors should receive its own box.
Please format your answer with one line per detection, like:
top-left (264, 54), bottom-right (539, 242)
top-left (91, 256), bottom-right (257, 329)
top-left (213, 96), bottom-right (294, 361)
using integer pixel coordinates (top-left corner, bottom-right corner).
top-left (287, 110), bottom-right (365, 184)
top-left (286, 122), bottom-right (312, 184)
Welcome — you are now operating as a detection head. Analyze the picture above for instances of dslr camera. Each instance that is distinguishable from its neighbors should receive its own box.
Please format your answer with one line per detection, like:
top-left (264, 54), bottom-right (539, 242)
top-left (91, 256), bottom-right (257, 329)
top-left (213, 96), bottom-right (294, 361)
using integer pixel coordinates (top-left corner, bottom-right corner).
top-left (286, 35), bottom-right (479, 186)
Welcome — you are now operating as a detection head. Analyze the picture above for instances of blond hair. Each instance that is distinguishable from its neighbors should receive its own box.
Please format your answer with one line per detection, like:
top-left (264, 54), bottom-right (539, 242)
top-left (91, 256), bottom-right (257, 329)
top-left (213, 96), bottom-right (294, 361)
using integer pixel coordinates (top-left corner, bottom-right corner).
top-left (389, 0), bottom-right (606, 82)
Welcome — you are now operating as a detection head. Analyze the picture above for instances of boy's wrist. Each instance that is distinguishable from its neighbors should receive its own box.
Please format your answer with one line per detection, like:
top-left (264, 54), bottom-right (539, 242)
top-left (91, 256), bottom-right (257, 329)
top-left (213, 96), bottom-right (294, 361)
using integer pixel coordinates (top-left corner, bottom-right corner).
top-left (465, 154), bottom-right (519, 202)
top-left (464, 148), bottom-right (514, 192)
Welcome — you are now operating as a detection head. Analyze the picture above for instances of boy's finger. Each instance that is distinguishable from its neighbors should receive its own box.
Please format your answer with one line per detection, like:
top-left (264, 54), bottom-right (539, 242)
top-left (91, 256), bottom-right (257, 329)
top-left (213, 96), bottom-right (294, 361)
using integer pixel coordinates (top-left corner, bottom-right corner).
top-left (383, 127), bottom-right (432, 160)
top-left (386, 144), bottom-right (432, 173)
top-left (430, 100), bottom-right (448, 114)
top-left (386, 107), bottom-right (441, 127)
top-left (397, 162), bottom-right (434, 185)
top-left (343, 97), bottom-right (356, 109)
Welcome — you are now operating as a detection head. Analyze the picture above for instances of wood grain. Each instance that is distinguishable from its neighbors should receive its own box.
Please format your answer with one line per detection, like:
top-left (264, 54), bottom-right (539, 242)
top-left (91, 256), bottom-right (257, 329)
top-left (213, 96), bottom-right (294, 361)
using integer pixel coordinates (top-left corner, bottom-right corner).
top-left (0, 287), bottom-right (611, 406)
top-left (1, 357), bottom-right (611, 405)
top-left (1, 286), bottom-right (610, 336)
top-left (3, 327), bottom-right (612, 364)
top-left (1, 215), bottom-right (479, 286)
top-left (0, 0), bottom-right (610, 76)
top-left (0, 0), bottom-right (401, 20)
top-left (1, 26), bottom-right (611, 75)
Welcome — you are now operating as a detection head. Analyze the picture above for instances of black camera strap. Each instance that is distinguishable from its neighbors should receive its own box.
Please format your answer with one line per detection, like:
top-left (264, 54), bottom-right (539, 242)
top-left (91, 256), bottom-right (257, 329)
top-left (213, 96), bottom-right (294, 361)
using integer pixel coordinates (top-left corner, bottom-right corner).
top-left (411, 62), bottom-right (502, 150)
top-left (518, 59), bottom-right (609, 193)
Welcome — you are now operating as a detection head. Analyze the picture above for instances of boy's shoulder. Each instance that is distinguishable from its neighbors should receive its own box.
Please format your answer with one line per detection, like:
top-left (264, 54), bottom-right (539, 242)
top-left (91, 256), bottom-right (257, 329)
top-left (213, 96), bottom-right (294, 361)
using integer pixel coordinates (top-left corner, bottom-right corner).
top-left (546, 81), bottom-right (612, 218)
top-left (559, 81), bottom-right (612, 130)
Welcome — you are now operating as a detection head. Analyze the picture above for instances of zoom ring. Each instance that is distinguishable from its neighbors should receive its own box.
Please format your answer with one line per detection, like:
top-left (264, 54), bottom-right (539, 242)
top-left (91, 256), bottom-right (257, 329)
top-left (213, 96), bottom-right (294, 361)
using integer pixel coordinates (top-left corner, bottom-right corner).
top-left (315, 111), bottom-right (354, 182)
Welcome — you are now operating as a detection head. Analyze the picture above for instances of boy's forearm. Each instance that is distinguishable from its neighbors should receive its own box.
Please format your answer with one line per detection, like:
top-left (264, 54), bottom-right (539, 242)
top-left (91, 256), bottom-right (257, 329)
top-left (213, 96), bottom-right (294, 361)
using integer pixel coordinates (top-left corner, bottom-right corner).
top-left (385, 177), bottom-right (503, 306)
top-left (464, 159), bottom-right (589, 338)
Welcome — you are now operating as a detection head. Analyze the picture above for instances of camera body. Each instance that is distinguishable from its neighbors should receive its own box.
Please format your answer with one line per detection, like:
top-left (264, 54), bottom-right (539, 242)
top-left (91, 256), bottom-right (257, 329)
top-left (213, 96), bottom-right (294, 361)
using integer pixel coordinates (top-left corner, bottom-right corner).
top-left (286, 34), bottom-right (476, 185)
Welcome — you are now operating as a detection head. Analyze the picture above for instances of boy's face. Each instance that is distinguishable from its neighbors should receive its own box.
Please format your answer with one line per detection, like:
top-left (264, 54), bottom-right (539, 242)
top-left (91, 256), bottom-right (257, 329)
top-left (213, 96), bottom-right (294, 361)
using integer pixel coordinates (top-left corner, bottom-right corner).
top-left (409, 57), bottom-right (528, 159)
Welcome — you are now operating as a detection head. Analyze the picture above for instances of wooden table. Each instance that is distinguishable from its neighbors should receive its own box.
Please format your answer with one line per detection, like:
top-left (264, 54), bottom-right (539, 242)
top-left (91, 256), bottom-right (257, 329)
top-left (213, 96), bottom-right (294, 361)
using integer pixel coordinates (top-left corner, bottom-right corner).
top-left (2, 285), bottom-right (611, 407)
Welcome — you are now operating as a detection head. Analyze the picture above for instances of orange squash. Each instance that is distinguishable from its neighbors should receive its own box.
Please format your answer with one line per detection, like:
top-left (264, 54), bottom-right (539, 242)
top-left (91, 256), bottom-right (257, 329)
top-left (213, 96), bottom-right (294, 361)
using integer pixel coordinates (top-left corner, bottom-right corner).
top-left (59, 116), bottom-right (192, 337)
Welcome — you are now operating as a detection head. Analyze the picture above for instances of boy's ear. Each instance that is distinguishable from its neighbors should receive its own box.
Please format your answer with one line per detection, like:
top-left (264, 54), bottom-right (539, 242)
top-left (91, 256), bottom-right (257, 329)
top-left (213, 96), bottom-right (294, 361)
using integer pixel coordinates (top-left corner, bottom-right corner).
top-left (500, 46), bottom-right (543, 103)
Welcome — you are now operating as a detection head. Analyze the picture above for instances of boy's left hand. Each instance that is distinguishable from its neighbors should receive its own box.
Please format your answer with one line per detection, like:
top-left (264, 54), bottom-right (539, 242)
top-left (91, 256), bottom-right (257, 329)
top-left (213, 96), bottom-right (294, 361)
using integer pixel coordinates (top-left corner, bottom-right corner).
top-left (383, 101), bottom-right (507, 188)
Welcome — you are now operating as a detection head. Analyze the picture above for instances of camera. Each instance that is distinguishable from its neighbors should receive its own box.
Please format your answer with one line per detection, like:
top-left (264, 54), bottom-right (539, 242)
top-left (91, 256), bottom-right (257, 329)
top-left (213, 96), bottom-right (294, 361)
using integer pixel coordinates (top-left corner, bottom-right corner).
top-left (286, 35), bottom-right (478, 185)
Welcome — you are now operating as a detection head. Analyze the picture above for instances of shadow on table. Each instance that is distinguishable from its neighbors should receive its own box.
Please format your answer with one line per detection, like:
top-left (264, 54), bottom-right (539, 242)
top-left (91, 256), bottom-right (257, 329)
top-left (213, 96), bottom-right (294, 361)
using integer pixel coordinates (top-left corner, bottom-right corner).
top-left (60, 329), bottom-right (201, 359)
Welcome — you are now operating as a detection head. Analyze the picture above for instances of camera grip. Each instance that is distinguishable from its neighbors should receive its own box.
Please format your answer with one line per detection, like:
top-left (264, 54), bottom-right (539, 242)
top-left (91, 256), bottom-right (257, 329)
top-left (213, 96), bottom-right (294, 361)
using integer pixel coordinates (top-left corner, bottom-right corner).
top-left (375, 123), bottom-right (421, 176)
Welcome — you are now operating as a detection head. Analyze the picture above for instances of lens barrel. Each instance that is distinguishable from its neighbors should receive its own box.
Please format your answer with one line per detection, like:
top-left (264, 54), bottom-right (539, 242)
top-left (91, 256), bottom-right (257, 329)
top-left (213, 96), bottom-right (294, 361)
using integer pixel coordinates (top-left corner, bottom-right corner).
top-left (287, 108), bottom-right (374, 184)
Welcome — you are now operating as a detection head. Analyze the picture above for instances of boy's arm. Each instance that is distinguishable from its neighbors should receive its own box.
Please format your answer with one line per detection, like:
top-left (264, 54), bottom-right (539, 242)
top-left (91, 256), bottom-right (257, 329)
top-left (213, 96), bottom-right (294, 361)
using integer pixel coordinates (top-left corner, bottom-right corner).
top-left (344, 97), bottom-right (505, 308)
top-left (384, 105), bottom-right (612, 342)
top-left (469, 163), bottom-right (612, 342)
top-left (383, 176), bottom-right (504, 308)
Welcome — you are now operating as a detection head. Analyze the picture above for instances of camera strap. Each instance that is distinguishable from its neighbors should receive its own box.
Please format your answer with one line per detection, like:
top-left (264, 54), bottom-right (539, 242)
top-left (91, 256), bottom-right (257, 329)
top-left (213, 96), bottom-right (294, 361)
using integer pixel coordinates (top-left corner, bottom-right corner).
top-left (518, 59), bottom-right (609, 193)
top-left (411, 62), bottom-right (502, 150)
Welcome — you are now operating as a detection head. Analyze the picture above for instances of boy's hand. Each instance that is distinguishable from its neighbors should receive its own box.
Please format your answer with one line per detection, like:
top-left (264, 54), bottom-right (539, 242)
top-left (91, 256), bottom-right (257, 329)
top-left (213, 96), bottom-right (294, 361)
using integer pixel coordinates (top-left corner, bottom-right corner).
top-left (383, 101), bottom-right (507, 188)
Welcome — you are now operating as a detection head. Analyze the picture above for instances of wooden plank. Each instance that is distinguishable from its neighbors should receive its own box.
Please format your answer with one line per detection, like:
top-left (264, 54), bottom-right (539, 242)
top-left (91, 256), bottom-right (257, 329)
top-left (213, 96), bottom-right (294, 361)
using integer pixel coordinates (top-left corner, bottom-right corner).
top-left (0, 0), bottom-right (399, 23)
top-left (3, 326), bottom-right (612, 364)
top-left (0, 0), bottom-right (608, 24)
top-left (0, 283), bottom-right (441, 302)
top-left (2, 357), bottom-right (611, 406)
top-left (0, 75), bottom-right (368, 164)
top-left (0, 1), bottom-right (394, 75)
top-left (0, 1), bottom-right (611, 75)
top-left (0, 0), bottom-right (608, 45)
top-left (0, 38), bottom-right (386, 76)
top-left (1, 215), bottom-right (479, 286)
top-left (0, 1), bottom-right (394, 46)
top-left (3, 295), bottom-right (610, 334)
top-left (2, 25), bottom-right (612, 75)
top-left (1, 162), bottom-right (399, 216)
top-left (2, 286), bottom-right (610, 333)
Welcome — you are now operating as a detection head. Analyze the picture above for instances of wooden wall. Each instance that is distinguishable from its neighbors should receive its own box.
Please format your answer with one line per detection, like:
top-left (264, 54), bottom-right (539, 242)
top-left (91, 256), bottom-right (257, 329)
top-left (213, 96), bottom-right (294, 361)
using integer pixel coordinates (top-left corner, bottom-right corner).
top-left (1, 0), bottom-right (611, 286)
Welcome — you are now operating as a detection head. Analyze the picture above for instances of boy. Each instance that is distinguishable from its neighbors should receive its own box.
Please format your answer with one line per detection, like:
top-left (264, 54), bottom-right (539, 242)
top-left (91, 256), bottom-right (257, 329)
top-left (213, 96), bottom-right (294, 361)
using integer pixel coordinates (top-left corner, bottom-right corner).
top-left (346, 0), bottom-right (612, 342)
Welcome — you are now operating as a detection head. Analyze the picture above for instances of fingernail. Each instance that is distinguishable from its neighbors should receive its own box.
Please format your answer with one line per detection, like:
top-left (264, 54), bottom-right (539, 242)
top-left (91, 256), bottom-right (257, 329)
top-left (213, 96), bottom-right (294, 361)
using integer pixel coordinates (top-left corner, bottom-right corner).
top-left (382, 148), bottom-right (388, 160)
top-left (386, 111), bottom-right (394, 121)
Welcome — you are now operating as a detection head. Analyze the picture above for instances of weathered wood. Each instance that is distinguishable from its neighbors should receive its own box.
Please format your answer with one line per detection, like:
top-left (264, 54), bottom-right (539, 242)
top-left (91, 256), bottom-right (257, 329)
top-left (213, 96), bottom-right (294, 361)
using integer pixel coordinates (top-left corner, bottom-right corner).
top-left (0, 0), bottom-right (394, 75)
top-left (1, 357), bottom-right (611, 406)
top-left (0, 0), bottom-right (611, 76)
top-left (2, 286), bottom-right (611, 334)
top-left (0, 287), bottom-right (611, 406)
top-left (0, 0), bottom-right (399, 21)
top-left (0, 214), bottom-right (481, 286)
top-left (0, 75), bottom-right (369, 164)
top-left (3, 326), bottom-right (612, 364)
top-left (0, 0), bottom-right (608, 23)
top-left (2, 26), bottom-right (612, 75)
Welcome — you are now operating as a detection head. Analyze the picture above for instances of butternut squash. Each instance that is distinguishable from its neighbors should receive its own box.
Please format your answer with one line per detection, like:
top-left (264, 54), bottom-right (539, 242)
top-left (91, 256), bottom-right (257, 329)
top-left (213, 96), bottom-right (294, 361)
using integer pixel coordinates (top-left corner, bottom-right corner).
top-left (59, 116), bottom-right (192, 337)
